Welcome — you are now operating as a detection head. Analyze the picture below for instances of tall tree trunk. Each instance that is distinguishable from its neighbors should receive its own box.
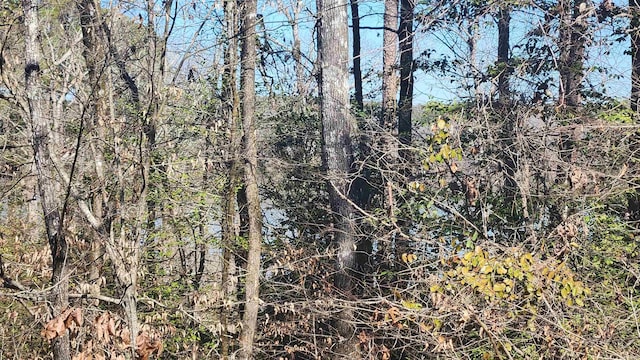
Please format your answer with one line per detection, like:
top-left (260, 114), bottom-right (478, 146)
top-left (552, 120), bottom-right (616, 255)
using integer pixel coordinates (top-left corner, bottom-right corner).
top-left (631, 0), bottom-right (640, 113)
top-left (497, 5), bottom-right (510, 106)
top-left (558, 0), bottom-right (587, 109)
top-left (23, 1), bottom-right (70, 359)
top-left (398, 0), bottom-right (414, 156)
top-left (382, 0), bottom-right (399, 134)
top-left (467, 19), bottom-right (481, 104)
top-left (629, 0), bottom-right (640, 221)
top-left (351, 0), bottom-right (363, 111)
top-left (220, 0), bottom-right (241, 357)
top-left (76, 0), bottom-right (108, 295)
top-left (497, 5), bottom-right (517, 211)
top-left (291, 0), bottom-right (306, 98)
top-left (317, 0), bottom-right (359, 356)
top-left (238, 0), bottom-right (262, 357)
top-left (381, 0), bottom-right (399, 225)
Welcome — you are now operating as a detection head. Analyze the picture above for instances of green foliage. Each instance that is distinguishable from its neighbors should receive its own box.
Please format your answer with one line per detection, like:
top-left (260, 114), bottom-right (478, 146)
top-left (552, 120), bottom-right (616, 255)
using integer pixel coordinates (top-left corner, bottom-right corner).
top-left (592, 101), bottom-right (635, 123)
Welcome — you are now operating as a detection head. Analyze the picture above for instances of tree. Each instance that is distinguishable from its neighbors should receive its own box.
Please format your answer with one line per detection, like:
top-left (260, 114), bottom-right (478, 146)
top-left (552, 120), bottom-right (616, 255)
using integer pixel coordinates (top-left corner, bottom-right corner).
top-left (238, 0), bottom-right (263, 357)
top-left (632, 0), bottom-right (640, 113)
top-left (279, 0), bottom-right (308, 99)
top-left (497, 4), bottom-right (511, 106)
top-left (23, 0), bottom-right (70, 358)
top-left (398, 0), bottom-right (414, 153)
top-left (219, 0), bottom-right (241, 357)
top-left (382, 0), bottom-right (399, 135)
top-left (351, 0), bottom-right (364, 111)
top-left (496, 4), bottom-right (518, 211)
top-left (558, 0), bottom-right (590, 108)
top-left (316, 0), bottom-right (360, 356)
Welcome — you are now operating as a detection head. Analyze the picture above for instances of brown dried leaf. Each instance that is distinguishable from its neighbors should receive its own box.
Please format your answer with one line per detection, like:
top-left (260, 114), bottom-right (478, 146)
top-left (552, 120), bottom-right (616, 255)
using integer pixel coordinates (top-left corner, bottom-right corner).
top-left (71, 352), bottom-right (87, 360)
top-left (65, 308), bottom-right (83, 329)
top-left (381, 345), bottom-right (391, 360)
top-left (119, 327), bottom-right (131, 345)
top-left (108, 317), bottom-right (116, 336)
top-left (136, 332), bottom-right (163, 360)
top-left (94, 312), bottom-right (116, 343)
top-left (41, 308), bottom-right (73, 340)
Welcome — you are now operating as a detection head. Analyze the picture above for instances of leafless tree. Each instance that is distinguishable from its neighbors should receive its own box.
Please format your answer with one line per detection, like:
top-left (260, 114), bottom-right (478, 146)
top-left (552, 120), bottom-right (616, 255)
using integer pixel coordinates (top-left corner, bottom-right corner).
top-left (238, 0), bottom-right (263, 357)
top-left (23, 0), bottom-right (70, 358)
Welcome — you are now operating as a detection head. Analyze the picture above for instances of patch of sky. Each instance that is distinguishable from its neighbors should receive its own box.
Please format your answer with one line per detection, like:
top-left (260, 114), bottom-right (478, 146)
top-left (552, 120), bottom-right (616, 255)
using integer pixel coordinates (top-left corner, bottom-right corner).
top-left (106, 0), bottom-right (635, 104)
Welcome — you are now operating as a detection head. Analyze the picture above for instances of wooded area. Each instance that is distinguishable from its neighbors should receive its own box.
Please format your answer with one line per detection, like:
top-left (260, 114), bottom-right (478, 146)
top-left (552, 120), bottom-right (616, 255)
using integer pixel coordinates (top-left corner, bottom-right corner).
top-left (2, 0), bottom-right (640, 359)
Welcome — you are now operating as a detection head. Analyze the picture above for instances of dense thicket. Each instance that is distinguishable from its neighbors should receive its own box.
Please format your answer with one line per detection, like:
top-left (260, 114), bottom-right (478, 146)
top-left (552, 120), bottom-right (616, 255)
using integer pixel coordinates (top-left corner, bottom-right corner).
top-left (1, 0), bottom-right (640, 359)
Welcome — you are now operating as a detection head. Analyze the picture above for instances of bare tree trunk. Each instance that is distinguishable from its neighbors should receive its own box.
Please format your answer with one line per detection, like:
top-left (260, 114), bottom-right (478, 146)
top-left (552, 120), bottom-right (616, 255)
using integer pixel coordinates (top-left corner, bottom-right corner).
top-left (497, 5), bottom-right (510, 107)
top-left (398, 0), bottom-right (414, 155)
top-left (381, 0), bottom-right (399, 226)
top-left (629, 0), bottom-right (640, 221)
top-left (496, 5), bottom-right (517, 211)
top-left (291, 0), bottom-right (306, 98)
top-left (220, 1), bottom-right (241, 357)
top-left (467, 20), bottom-right (481, 104)
top-left (238, 0), bottom-right (262, 357)
top-left (631, 0), bottom-right (640, 113)
top-left (317, 0), bottom-right (360, 356)
top-left (76, 0), bottom-right (108, 294)
top-left (351, 0), bottom-right (363, 111)
top-left (23, 1), bottom-right (70, 359)
top-left (381, 0), bottom-right (399, 134)
top-left (558, 0), bottom-right (587, 109)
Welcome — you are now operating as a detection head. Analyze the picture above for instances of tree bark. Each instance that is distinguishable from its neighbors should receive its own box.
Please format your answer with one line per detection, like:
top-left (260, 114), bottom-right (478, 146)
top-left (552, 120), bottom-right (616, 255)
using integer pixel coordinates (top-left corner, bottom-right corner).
top-left (631, 0), bottom-right (640, 113)
top-left (220, 0), bottom-right (241, 357)
top-left (398, 0), bottom-right (414, 154)
top-left (382, 0), bottom-right (399, 134)
top-left (558, 0), bottom-right (587, 109)
top-left (497, 5), bottom-right (510, 106)
top-left (351, 0), bottom-right (363, 111)
top-left (317, 0), bottom-right (360, 356)
top-left (76, 0), bottom-right (109, 295)
top-left (291, 0), bottom-right (306, 98)
top-left (380, 0), bottom-right (399, 225)
top-left (467, 19), bottom-right (481, 104)
top-left (496, 5), bottom-right (517, 210)
top-left (23, 0), bottom-right (71, 359)
top-left (238, 0), bottom-right (262, 357)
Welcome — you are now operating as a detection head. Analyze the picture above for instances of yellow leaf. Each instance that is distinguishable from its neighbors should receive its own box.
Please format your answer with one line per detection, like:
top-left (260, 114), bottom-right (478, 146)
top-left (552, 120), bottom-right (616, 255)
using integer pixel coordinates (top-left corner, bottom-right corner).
top-left (437, 118), bottom-right (446, 129)
top-left (463, 251), bottom-right (474, 261)
top-left (401, 300), bottom-right (423, 310)
top-left (480, 265), bottom-right (493, 274)
top-left (519, 253), bottom-right (533, 269)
